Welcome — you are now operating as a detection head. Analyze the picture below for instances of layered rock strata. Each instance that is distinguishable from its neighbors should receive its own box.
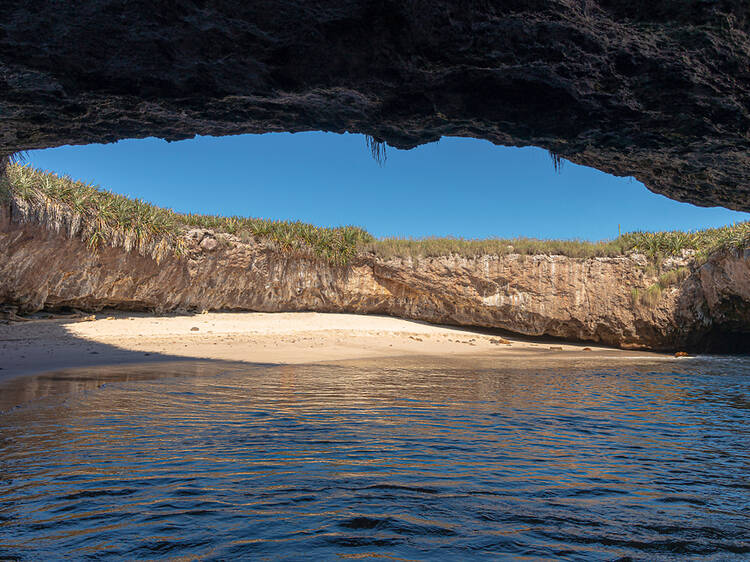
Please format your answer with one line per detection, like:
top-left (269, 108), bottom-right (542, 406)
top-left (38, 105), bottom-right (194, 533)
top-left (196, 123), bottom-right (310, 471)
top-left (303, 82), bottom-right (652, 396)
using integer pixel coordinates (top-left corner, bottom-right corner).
top-left (2, 204), bottom-right (747, 352)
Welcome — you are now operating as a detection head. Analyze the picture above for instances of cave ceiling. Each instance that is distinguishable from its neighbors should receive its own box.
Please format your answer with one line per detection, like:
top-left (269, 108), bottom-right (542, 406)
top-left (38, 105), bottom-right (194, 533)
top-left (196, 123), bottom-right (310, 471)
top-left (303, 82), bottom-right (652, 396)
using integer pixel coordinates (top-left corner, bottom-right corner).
top-left (1, 1), bottom-right (749, 211)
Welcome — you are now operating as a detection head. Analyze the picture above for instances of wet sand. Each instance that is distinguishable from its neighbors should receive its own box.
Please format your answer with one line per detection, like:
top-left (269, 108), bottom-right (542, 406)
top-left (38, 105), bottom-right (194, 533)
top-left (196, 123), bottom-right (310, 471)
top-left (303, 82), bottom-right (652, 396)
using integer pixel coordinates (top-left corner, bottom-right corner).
top-left (0, 311), bottom-right (670, 381)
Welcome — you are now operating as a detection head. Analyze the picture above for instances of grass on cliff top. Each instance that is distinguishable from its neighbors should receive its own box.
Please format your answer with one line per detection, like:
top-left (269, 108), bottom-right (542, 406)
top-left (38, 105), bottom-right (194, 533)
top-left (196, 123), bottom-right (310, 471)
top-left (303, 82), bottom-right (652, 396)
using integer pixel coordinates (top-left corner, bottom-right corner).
top-left (2, 163), bottom-right (748, 264)
top-left (366, 224), bottom-right (750, 261)
top-left (1, 164), bottom-right (373, 264)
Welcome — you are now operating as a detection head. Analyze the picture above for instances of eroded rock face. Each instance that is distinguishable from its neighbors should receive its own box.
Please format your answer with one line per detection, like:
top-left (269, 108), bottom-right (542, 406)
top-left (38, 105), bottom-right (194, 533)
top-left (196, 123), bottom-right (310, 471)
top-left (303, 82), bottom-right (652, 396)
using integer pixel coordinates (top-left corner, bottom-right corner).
top-left (2, 205), bottom-right (748, 351)
top-left (1, 1), bottom-right (749, 210)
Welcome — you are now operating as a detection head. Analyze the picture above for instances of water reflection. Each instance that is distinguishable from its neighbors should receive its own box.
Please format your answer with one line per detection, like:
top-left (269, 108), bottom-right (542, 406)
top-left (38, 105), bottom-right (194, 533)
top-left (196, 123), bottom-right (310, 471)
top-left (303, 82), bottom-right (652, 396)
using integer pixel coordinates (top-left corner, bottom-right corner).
top-left (0, 356), bottom-right (748, 560)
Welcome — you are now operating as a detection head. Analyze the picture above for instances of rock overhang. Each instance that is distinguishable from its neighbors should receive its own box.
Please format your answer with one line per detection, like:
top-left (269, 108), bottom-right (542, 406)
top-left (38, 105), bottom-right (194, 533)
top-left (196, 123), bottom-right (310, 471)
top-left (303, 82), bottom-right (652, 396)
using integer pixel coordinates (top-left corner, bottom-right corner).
top-left (1, 0), bottom-right (749, 211)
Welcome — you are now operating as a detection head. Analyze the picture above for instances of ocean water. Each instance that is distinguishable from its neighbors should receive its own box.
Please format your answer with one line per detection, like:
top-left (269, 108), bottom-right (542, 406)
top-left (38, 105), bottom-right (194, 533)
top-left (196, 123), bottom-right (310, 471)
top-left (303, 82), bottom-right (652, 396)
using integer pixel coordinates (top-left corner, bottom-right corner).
top-left (0, 355), bottom-right (748, 560)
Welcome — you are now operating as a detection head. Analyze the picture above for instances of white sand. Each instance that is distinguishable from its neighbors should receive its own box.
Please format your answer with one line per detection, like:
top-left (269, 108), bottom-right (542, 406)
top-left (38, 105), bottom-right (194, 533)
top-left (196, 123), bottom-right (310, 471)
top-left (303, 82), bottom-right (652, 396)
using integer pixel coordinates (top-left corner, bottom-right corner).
top-left (0, 311), bottom-right (668, 381)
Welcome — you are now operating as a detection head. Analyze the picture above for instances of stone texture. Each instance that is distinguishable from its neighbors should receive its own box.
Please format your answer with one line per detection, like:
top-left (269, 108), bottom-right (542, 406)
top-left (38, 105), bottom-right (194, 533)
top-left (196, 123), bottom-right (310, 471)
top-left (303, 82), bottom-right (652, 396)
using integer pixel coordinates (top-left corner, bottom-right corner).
top-left (1, 1), bottom-right (749, 210)
top-left (2, 204), bottom-right (748, 352)
top-left (199, 236), bottom-right (219, 252)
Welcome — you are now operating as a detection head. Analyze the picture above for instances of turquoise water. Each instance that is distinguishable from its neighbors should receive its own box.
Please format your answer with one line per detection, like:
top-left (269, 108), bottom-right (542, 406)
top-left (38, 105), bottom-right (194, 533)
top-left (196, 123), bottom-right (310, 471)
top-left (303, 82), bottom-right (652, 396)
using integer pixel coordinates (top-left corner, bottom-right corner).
top-left (0, 356), bottom-right (748, 560)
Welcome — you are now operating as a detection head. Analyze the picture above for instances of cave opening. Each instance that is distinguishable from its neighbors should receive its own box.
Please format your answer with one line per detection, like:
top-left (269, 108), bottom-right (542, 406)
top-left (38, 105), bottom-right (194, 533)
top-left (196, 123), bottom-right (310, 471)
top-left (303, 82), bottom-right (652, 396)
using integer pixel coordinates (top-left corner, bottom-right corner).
top-left (16, 132), bottom-right (749, 243)
top-left (2, 131), bottom-right (746, 353)
top-left (695, 330), bottom-right (750, 355)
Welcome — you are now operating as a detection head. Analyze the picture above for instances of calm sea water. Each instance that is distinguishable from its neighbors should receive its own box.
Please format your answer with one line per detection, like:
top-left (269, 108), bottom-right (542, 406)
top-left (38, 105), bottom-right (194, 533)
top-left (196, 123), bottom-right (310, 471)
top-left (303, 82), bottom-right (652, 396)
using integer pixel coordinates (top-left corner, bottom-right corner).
top-left (0, 356), bottom-right (748, 560)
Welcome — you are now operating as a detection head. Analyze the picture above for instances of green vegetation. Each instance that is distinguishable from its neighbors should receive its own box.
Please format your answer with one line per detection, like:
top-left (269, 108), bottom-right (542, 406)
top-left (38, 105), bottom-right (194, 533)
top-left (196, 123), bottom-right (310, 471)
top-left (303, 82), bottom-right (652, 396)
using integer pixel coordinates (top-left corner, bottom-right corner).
top-left (366, 236), bottom-right (628, 259)
top-left (639, 283), bottom-right (663, 307)
top-left (1, 163), bottom-right (748, 266)
top-left (630, 287), bottom-right (640, 307)
top-left (631, 266), bottom-right (692, 308)
top-left (364, 226), bottom-right (749, 261)
top-left (1, 164), bottom-right (373, 264)
top-left (657, 266), bottom-right (691, 288)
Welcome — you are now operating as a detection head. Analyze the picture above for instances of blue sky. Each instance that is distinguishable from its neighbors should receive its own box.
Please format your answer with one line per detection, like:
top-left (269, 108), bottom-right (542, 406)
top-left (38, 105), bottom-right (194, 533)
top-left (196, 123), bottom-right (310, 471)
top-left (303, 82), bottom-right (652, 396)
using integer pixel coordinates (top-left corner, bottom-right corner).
top-left (26, 132), bottom-right (749, 241)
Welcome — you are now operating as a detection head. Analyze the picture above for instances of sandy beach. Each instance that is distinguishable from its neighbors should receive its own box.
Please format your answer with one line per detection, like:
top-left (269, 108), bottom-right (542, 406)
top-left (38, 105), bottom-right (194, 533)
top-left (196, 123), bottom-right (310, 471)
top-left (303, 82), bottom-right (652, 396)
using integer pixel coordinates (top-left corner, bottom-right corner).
top-left (0, 311), bottom-right (673, 381)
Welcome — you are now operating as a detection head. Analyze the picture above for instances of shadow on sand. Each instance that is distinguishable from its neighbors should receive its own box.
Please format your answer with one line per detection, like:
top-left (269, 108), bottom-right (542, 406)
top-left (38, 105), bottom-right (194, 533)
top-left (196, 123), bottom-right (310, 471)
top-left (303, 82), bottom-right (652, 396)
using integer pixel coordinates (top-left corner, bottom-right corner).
top-left (0, 316), bottom-right (258, 411)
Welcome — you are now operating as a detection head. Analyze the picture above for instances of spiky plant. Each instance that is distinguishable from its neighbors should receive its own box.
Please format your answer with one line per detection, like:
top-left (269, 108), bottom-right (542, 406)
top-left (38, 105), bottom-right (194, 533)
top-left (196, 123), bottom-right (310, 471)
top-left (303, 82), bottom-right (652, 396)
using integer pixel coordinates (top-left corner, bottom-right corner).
top-left (4, 163), bottom-right (748, 267)
top-left (3, 164), bottom-right (374, 264)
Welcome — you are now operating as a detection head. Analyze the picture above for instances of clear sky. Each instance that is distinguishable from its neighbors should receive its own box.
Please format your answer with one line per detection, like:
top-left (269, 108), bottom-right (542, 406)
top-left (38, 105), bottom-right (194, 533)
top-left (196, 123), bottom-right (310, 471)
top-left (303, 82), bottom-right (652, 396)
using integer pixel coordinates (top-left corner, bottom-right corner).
top-left (26, 132), bottom-right (749, 241)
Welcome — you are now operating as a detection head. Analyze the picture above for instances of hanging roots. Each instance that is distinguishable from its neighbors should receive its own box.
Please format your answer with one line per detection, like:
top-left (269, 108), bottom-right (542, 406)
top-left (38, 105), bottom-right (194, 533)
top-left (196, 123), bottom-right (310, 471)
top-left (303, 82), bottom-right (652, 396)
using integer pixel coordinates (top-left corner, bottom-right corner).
top-left (365, 135), bottom-right (387, 166)
top-left (548, 150), bottom-right (564, 173)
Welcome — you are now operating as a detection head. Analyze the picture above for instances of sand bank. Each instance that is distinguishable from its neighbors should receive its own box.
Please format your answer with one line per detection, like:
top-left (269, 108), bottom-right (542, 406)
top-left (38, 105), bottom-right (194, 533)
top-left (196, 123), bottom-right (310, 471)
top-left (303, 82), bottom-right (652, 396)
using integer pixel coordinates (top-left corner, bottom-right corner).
top-left (0, 311), bottom-right (669, 381)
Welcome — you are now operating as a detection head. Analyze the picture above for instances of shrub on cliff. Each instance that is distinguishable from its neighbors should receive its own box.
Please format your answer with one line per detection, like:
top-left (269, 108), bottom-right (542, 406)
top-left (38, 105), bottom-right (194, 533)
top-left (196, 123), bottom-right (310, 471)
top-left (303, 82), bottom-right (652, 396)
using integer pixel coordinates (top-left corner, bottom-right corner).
top-left (4, 164), bottom-right (748, 265)
top-left (363, 224), bottom-right (749, 261)
top-left (4, 164), bottom-right (373, 264)
top-left (620, 226), bottom-right (750, 260)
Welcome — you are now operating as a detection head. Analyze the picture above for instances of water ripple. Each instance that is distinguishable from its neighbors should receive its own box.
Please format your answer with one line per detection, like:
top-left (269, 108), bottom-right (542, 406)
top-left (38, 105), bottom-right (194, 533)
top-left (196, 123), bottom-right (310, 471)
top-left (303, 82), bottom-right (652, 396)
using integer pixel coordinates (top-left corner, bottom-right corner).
top-left (0, 356), bottom-right (748, 560)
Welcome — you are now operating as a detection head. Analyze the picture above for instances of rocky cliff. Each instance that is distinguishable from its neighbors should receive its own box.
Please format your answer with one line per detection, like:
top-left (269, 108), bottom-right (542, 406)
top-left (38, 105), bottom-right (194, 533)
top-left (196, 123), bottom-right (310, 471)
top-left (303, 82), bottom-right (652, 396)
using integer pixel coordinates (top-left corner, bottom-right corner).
top-left (2, 203), bottom-right (747, 352)
top-left (2, 1), bottom-right (749, 211)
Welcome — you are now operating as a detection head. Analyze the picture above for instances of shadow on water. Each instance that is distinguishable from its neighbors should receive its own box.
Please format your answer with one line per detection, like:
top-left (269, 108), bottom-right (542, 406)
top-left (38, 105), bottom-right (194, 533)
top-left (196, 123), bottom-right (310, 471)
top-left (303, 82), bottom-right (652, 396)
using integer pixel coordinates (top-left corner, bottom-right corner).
top-left (0, 308), bottom-right (682, 412)
top-left (0, 322), bottom-right (749, 560)
top-left (0, 314), bottom-right (262, 411)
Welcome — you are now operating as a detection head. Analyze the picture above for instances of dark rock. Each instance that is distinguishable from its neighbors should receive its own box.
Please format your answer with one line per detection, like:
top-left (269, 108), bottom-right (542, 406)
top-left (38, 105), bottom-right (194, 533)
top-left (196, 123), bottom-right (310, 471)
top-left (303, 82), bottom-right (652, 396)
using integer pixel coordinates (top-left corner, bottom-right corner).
top-left (1, 2), bottom-right (749, 210)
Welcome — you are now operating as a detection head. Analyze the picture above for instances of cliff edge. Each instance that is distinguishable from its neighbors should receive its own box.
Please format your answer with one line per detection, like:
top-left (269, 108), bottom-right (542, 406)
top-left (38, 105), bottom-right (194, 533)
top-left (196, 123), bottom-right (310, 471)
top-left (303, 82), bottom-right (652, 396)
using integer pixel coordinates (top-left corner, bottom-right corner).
top-left (2, 202), bottom-right (747, 352)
